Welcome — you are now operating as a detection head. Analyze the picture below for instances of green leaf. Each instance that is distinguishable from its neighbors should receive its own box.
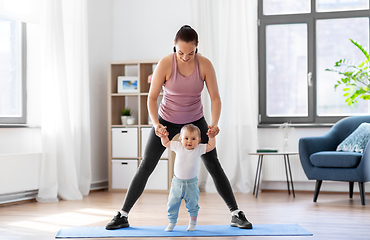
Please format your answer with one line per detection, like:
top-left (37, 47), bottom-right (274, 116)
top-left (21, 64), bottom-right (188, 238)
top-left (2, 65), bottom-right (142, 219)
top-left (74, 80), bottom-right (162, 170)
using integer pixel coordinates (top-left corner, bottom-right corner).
top-left (350, 39), bottom-right (370, 61)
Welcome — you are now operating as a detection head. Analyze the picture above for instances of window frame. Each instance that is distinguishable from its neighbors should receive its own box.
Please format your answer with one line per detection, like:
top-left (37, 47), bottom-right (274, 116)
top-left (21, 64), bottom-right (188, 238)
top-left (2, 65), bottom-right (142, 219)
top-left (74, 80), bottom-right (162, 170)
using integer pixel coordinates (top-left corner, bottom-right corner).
top-left (258, 0), bottom-right (370, 125)
top-left (0, 21), bottom-right (27, 124)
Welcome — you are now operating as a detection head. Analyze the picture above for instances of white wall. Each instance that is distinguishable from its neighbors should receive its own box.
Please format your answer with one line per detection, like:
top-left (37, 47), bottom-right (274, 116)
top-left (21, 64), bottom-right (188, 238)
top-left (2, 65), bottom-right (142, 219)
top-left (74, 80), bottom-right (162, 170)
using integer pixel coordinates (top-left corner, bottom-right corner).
top-left (111, 0), bottom-right (192, 61)
top-left (87, 0), bottom-right (113, 186)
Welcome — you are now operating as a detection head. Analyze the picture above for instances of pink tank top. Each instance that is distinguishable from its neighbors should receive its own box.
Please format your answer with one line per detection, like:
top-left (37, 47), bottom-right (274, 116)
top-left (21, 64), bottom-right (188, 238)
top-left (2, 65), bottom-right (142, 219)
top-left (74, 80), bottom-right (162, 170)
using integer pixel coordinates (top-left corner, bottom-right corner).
top-left (159, 53), bottom-right (204, 124)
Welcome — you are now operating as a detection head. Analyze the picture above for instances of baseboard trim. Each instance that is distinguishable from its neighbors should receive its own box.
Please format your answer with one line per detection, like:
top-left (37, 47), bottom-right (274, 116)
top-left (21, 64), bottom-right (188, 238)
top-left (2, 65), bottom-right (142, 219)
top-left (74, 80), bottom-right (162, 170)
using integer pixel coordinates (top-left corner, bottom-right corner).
top-left (90, 180), bottom-right (108, 191)
top-left (0, 181), bottom-right (109, 206)
top-left (0, 190), bottom-right (38, 206)
top-left (261, 189), bottom-right (362, 195)
top-left (261, 180), bottom-right (369, 193)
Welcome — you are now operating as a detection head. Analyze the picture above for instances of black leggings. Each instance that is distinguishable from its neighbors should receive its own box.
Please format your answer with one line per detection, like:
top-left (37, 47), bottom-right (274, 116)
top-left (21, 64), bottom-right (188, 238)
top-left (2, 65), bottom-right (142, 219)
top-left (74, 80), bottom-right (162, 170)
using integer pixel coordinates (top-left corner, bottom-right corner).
top-left (122, 116), bottom-right (238, 213)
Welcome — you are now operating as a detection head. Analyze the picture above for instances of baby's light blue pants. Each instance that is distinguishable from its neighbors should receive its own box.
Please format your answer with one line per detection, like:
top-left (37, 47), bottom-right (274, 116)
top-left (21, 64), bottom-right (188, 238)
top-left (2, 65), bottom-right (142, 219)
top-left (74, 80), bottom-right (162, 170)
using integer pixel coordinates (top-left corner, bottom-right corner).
top-left (167, 176), bottom-right (200, 223)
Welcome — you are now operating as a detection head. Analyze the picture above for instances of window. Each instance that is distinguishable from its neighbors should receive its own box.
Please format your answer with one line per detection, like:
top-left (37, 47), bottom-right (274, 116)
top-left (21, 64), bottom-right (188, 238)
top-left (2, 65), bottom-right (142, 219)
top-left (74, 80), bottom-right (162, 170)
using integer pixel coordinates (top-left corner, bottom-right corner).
top-left (258, 0), bottom-right (370, 124)
top-left (0, 18), bottom-right (26, 124)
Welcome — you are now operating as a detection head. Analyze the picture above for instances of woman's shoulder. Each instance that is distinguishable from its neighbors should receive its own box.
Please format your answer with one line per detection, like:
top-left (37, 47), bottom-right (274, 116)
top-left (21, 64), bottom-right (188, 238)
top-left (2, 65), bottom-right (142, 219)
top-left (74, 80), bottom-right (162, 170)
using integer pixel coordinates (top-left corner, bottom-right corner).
top-left (198, 54), bottom-right (214, 67)
top-left (155, 54), bottom-right (173, 80)
top-left (197, 54), bottom-right (214, 76)
top-left (158, 53), bottom-right (174, 67)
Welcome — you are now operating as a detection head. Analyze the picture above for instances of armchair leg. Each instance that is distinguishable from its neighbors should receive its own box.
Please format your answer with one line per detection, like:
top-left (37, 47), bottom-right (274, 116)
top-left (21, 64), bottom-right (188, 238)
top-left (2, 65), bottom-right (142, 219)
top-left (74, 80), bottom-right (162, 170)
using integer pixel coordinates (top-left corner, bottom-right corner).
top-left (349, 182), bottom-right (354, 199)
top-left (358, 182), bottom-right (365, 205)
top-left (313, 180), bottom-right (322, 202)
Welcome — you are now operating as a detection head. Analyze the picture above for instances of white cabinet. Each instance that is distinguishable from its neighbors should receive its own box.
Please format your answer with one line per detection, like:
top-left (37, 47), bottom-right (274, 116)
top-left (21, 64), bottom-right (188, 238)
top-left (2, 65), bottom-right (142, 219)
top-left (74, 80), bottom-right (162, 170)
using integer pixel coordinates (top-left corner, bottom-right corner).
top-left (108, 60), bottom-right (173, 191)
top-left (146, 160), bottom-right (168, 190)
top-left (112, 128), bottom-right (138, 158)
top-left (141, 127), bottom-right (168, 158)
top-left (112, 159), bottom-right (168, 190)
top-left (111, 159), bottom-right (138, 189)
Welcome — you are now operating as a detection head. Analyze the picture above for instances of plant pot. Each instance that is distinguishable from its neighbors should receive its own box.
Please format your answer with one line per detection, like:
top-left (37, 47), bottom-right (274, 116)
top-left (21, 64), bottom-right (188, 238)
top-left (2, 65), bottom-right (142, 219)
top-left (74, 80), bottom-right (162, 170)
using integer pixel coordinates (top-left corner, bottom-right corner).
top-left (127, 117), bottom-right (135, 125)
top-left (121, 116), bottom-right (128, 125)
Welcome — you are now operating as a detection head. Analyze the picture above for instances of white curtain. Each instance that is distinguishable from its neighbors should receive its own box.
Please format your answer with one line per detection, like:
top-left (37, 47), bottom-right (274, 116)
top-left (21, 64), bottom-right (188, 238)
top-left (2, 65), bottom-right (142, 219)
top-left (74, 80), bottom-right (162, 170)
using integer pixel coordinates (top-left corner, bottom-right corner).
top-left (37, 0), bottom-right (91, 201)
top-left (191, 0), bottom-right (259, 193)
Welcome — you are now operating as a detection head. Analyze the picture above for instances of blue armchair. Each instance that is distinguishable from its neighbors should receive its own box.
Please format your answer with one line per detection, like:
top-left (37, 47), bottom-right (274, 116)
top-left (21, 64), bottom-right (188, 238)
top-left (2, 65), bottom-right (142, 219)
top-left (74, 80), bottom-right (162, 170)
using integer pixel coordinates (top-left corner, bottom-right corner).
top-left (299, 116), bottom-right (370, 205)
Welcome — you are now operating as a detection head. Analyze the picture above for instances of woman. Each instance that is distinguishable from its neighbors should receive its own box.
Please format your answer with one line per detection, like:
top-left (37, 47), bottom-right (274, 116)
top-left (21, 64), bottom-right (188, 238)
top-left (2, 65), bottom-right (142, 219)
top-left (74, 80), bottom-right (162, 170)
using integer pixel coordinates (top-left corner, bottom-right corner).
top-left (106, 25), bottom-right (252, 230)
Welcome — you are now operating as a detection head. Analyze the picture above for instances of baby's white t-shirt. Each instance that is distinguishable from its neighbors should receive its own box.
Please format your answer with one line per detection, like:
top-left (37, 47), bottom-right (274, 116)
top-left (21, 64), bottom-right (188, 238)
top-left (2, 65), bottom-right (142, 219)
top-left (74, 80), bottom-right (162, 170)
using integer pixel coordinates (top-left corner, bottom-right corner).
top-left (170, 141), bottom-right (207, 180)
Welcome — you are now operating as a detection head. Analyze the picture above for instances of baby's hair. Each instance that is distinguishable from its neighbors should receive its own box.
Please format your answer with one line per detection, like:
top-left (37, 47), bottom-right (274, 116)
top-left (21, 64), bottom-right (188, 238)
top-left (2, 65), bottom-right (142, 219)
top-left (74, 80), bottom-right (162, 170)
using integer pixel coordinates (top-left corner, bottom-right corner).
top-left (180, 124), bottom-right (201, 138)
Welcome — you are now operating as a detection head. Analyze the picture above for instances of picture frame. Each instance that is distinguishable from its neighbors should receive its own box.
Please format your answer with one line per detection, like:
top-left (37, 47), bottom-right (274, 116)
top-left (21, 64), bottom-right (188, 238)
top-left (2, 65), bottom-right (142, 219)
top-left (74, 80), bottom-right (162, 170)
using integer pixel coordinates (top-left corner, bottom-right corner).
top-left (117, 76), bottom-right (139, 93)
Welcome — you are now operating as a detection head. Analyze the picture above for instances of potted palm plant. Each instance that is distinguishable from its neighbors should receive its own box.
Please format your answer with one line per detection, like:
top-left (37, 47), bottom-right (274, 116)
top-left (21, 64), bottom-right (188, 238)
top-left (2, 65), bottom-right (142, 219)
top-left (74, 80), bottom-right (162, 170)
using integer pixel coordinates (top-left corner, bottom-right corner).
top-left (326, 39), bottom-right (370, 106)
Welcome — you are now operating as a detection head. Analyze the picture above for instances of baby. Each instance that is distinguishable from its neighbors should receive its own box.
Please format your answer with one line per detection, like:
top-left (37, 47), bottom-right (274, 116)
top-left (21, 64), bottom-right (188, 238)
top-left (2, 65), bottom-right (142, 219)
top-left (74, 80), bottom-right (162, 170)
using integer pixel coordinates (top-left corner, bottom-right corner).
top-left (160, 124), bottom-right (215, 231)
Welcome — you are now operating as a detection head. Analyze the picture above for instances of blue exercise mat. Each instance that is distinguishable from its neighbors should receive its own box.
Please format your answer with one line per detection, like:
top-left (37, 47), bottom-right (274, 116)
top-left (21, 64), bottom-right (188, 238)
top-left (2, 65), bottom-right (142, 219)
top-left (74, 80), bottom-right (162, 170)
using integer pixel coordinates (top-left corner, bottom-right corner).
top-left (55, 224), bottom-right (312, 238)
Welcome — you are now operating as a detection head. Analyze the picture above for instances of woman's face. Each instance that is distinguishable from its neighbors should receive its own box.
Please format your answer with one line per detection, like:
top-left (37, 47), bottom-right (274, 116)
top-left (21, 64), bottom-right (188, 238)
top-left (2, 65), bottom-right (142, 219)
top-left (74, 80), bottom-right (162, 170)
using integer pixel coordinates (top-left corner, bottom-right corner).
top-left (174, 40), bottom-right (197, 63)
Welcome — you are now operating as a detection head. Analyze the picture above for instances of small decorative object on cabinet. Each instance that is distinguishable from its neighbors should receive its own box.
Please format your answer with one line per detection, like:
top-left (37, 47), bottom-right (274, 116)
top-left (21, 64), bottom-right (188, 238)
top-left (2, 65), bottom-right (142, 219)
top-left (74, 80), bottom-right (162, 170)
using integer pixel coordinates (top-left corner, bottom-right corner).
top-left (117, 76), bottom-right (139, 93)
top-left (121, 108), bottom-right (135, 125)
top-left (127, 116), bottom-right (135, 125)
top-left (121, 108), bottom-right (131, 125)
top-left (108, 60), bottom-right (174, 192)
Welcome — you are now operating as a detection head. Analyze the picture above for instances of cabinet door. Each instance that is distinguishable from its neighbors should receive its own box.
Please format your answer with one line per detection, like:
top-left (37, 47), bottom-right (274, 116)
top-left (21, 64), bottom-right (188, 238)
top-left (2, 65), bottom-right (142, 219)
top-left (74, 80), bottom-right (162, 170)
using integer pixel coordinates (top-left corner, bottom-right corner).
top-left (111, 160), bottom-right (138, 189)
top-left (146, 160), bottom-right (168, 190)
top-left (112, 128), bottom-right (138, 158)
top-left (141, 127), bottom-right (168, 158)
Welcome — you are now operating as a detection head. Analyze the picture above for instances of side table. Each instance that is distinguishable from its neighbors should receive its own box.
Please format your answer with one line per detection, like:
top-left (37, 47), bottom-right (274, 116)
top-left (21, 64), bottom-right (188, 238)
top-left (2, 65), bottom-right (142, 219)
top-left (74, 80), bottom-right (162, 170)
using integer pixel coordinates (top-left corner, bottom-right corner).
top-left (248, 152), bottom-right (298, 198)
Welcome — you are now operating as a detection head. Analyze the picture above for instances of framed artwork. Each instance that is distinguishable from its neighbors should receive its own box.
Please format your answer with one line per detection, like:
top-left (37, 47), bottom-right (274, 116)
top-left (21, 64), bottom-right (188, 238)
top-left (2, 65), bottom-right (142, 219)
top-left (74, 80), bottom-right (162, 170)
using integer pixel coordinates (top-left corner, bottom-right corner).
top-left (117, 76), bottom-right (139, 93)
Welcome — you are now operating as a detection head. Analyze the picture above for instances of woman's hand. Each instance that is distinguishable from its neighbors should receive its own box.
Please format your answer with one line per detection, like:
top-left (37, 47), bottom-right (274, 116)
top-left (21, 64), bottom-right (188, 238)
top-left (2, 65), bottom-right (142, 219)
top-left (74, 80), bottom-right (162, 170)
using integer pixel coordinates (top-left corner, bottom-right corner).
top-left (155, 124), bottom-right (169, 138)
top-left (207, 125), bottom-right (220, 138)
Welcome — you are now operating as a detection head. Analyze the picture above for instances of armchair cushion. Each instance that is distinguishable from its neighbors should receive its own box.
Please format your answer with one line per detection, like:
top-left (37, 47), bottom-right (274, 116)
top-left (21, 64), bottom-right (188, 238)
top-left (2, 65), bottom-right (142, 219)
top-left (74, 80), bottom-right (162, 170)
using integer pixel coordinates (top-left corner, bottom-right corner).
top-left (310, 151), bottom-right (362, 168)
top-left (336, 123), bottom-right (370, 153)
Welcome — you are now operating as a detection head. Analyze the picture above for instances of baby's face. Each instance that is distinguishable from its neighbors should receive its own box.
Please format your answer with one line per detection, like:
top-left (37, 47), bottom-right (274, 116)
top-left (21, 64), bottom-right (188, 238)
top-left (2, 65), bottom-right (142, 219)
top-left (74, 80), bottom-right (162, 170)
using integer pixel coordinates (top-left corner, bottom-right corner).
top-left (180, 130), bottom-right (201, 150)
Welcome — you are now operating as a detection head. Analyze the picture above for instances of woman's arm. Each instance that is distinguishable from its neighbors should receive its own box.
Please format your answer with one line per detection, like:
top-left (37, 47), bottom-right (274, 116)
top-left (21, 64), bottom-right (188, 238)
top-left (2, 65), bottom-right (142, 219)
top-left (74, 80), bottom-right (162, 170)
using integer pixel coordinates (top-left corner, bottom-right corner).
top-left (148, 55), bottom-right (172, 136)
top-left (200, 56), bottom-right (221, 137)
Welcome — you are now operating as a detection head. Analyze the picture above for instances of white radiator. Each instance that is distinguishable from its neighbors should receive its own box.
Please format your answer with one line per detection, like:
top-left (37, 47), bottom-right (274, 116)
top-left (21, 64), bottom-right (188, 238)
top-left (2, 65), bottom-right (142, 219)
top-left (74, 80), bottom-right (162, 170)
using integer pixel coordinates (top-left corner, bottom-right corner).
top-left (0, 153), bottom-right (42, 203)
top-left (260, 154), bottom-right (307, 182)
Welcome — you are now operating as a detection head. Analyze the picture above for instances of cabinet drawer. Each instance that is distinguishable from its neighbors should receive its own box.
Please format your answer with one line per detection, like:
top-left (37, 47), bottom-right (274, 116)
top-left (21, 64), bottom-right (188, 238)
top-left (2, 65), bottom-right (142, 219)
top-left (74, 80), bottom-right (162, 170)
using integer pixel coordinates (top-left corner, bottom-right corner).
top-left (112, 128), bottom-right (138, 158)
top-left (141, 127), bottom-right (168, 158)
top-left (111, 159), bottom-right (138, 189)
top-left (146, 160), bottom-right (168, 190)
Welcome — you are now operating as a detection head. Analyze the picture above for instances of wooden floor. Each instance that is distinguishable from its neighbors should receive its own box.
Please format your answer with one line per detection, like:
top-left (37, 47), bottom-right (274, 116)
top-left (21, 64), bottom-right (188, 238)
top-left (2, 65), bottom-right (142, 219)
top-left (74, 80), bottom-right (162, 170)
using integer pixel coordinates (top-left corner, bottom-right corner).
top-left (0, 190), bottom-right (369, 240)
